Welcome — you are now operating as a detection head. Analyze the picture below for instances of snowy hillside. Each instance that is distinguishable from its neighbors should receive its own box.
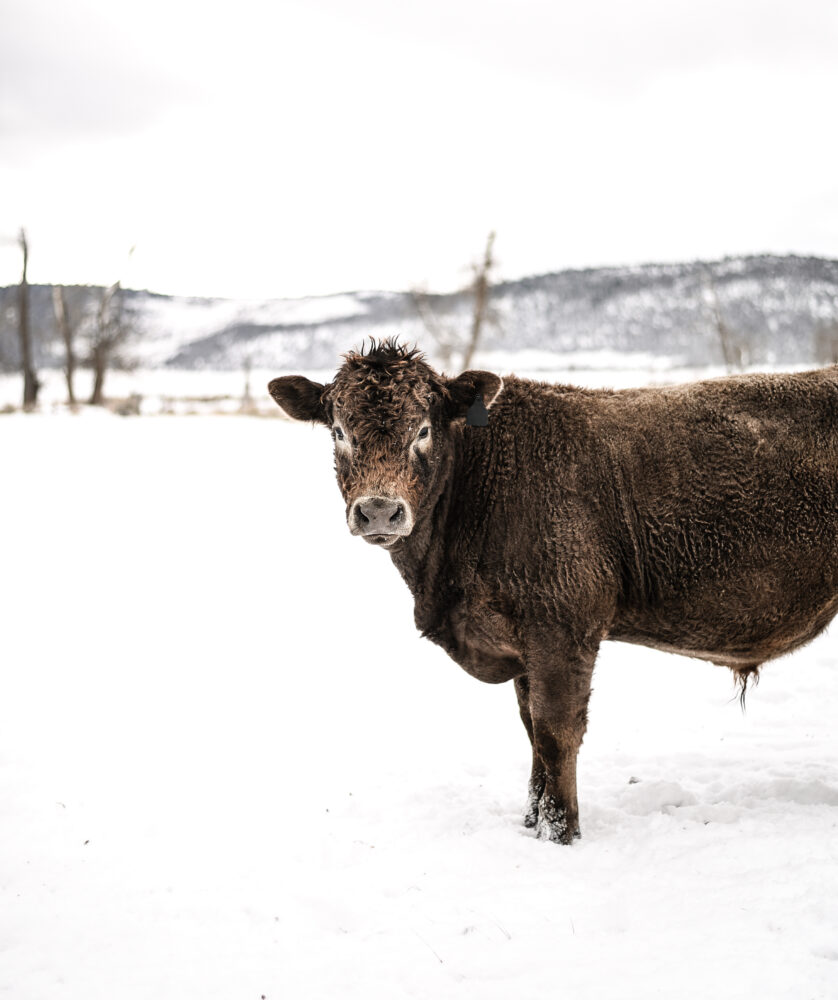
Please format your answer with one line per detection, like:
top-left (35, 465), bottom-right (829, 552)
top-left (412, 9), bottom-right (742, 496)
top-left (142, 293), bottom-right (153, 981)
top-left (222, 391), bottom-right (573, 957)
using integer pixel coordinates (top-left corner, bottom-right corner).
top-left (2, 408), bottom-right (837, 999)
top-left (3, 254), bottom-right (838, 376)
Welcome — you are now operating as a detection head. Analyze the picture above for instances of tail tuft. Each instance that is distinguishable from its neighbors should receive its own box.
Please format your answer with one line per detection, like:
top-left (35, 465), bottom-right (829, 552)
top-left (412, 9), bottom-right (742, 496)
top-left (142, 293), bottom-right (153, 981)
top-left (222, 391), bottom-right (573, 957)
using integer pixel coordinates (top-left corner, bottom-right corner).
top-left (735, 664), bottom-right (761, 711)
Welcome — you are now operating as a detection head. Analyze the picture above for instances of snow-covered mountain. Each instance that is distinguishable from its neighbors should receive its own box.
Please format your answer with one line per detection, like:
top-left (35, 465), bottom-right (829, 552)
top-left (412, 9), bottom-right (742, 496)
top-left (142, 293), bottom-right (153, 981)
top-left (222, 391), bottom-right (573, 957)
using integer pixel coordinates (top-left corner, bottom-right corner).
top-left (3, 254), bottom-right (837, 373)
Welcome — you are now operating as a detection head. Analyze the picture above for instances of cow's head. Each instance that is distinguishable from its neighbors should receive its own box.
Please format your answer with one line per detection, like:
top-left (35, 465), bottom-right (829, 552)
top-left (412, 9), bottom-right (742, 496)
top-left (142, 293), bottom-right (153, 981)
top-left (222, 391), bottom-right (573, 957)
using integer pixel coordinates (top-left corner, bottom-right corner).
top-left (268, 340), bottom-right (502, 547)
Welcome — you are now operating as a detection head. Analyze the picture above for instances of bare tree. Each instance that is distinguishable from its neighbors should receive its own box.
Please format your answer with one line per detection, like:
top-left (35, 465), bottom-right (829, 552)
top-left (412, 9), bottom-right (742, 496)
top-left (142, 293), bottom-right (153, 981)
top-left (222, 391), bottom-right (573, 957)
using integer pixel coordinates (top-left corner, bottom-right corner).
top-left (463, 230), bottom-right (497, 371)
top-left (413, 231), bottom-right (500, 372)
top-left (814, 319), bottom-right (838, 365)
top-left (88, 281), bottom-right (136, 406)
top-left (17, 229), bottom-right (40, 409)
top-left (240, 353), bottom-right (257, 414)
top-left (52, 285), bottom-right (87, 407)
top-left (0, 287), bottom-right (15, 372)
top-left (409, 287), bottom-right (458, 369)
top-left (702, 269), bottom-right (746, 372)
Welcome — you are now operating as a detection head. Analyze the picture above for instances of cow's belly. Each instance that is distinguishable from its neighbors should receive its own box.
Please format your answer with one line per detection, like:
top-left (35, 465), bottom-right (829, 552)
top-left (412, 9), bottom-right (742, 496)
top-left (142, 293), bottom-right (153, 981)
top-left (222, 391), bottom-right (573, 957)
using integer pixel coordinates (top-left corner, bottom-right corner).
top-left (610, 587), bottom-right (838, 667)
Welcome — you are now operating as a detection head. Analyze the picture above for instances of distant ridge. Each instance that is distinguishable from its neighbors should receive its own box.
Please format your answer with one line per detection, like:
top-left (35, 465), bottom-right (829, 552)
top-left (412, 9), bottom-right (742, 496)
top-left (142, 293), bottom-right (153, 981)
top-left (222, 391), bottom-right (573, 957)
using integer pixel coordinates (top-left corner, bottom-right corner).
top-left (2, 254), bottom-right (837, 372)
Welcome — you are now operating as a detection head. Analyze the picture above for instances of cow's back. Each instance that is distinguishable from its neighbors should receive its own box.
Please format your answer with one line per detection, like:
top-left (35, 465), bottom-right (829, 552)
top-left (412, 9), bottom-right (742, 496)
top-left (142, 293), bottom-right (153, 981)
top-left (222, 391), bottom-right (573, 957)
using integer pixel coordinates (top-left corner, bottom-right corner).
top-left (458, 366), bottom-right (838, 667)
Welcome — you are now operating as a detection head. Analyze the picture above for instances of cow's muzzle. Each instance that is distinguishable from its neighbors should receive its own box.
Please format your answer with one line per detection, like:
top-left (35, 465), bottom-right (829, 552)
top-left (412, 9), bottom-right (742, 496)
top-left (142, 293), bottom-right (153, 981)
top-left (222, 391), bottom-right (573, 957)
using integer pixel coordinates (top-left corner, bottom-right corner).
top-left (348, 495), bottom-right (414, 545)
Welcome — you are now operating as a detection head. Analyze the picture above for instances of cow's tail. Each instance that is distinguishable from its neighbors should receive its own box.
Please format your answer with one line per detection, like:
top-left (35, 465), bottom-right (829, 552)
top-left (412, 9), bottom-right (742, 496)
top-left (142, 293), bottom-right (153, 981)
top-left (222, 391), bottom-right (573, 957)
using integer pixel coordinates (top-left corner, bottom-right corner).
top-left (734, 664), bottom-right (761, 711)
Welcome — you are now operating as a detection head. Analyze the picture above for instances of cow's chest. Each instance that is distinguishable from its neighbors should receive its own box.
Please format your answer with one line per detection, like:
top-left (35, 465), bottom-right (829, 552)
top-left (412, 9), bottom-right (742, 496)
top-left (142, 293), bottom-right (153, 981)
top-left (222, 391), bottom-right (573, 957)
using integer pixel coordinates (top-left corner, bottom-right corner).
top-left (436, 588), bottom-right (524, 685)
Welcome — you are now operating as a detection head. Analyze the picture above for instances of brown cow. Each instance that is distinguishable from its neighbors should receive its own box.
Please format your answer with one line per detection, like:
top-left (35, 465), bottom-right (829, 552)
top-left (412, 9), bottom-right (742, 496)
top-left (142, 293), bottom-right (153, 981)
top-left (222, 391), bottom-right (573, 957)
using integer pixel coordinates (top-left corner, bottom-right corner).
top-left (268, 339), bottom-right (838, 843)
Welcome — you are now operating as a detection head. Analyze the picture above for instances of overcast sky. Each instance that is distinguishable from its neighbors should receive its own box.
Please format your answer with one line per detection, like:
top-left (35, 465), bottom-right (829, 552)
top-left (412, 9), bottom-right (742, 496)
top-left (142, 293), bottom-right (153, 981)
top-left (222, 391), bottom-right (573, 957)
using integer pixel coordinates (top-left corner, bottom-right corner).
top-left (2, 0), bottom-right (837, 299)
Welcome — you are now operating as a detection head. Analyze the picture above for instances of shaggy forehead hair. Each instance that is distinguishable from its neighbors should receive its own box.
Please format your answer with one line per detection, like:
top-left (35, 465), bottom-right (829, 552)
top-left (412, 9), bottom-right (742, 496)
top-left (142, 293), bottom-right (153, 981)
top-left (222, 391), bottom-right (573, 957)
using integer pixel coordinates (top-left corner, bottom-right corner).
top-left (330, 339), bottom-right (442, 430)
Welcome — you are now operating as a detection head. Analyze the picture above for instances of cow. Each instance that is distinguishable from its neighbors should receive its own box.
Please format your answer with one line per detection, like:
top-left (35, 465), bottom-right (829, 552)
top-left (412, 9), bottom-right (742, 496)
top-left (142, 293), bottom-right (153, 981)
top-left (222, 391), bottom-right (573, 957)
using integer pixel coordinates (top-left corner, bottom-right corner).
top-left (268, 339), bottom-right (838, 844)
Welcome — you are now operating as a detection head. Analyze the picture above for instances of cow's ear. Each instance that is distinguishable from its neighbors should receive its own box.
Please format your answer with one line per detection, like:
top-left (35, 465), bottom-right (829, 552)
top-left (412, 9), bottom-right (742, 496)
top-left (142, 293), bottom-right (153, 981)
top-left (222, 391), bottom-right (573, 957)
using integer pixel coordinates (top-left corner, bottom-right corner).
top-left (268, 376), bottom-right (329, 424)
top-left (444, 370), bottom-right (503, 424)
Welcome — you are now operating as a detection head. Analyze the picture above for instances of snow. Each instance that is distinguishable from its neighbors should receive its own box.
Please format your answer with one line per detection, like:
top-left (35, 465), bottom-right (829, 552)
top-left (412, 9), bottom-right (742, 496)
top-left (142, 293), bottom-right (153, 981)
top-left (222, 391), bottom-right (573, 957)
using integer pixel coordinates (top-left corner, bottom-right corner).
top-left (1, 355), bottom-right (816, 418)
top-left (2, 402), bottom-right (837, 999)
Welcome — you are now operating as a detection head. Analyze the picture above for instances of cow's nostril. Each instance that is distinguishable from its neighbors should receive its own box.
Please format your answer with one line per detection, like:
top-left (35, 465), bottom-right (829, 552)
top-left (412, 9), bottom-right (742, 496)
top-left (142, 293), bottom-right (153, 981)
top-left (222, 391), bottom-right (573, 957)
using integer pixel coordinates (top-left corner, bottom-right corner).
top-left (390, 505), bottom-right (404, 524)
top-left (357, 506), bottom-right (370, 524)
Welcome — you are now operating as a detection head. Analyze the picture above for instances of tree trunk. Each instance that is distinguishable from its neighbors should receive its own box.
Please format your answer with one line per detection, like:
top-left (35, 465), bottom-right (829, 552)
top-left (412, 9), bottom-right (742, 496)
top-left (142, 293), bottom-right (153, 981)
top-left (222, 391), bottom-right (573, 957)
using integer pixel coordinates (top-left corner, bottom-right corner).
top-left (703, 270), bottom-right (743, 373)
top-left (52, 286), bottom-right (77, 406)
top-left (240, 354), bottom-right (254, 413)
top-left (89, 347), bottom-right (107, 405)
top-left (462, 231), bottom-right (495, 371)
top-left (17, 229), bottom-right (39, 409)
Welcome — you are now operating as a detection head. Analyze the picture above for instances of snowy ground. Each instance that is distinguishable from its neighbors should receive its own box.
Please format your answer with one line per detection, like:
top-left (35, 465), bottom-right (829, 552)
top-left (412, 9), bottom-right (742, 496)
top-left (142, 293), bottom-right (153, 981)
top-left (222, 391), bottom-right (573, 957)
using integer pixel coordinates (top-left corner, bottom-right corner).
top-left (2, 354), bottom-right (799, 417)
top-left (2, 402), bottom-right (837, 999)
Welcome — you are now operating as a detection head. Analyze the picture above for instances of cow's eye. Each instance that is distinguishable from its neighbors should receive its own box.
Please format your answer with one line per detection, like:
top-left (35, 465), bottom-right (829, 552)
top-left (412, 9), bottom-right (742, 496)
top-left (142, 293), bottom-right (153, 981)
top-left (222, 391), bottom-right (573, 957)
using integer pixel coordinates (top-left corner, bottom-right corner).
top-left (417, 426), bottom-right (430, 440)
top-left (334, 427), bottom-right (345, 441)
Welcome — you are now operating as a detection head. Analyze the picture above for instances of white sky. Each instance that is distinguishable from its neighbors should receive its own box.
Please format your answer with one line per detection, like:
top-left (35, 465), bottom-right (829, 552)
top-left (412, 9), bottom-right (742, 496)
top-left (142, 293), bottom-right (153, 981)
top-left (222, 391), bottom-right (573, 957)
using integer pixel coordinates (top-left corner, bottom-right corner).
top-left (2, 0), bottom-right (837, 299)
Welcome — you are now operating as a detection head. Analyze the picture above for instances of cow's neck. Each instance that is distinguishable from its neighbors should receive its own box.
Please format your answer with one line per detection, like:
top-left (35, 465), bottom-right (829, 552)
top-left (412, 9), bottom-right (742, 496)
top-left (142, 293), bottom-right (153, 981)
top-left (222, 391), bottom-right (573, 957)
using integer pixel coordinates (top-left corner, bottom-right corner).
top-left (390, 428), bottom-right (486, 635)
top-left (390, 447), bottom-right (456, 604)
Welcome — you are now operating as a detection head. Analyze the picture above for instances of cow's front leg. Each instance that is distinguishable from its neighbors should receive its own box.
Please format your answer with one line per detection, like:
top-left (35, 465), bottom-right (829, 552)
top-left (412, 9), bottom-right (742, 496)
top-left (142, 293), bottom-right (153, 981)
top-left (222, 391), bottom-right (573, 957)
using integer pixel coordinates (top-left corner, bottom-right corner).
top-left (514, 675), bottom-right (545, 828)
top-left (526, 640), bottom-right (597, 844)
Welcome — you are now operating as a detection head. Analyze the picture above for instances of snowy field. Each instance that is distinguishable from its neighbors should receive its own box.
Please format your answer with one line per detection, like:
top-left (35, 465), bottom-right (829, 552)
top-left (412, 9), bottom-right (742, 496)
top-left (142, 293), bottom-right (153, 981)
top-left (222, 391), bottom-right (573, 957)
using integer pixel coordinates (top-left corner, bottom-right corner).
top-left (2, 391), bottom-right (837, 998)
top-left (2, 354), bottom-right (803, 417)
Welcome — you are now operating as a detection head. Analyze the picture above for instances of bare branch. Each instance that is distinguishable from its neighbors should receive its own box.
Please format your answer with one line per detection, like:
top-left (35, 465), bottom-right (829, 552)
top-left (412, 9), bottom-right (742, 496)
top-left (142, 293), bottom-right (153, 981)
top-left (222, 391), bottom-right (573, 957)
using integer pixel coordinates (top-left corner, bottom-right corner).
top-left (413, 231), bottom-right (499, 373)
top-left (410, 287), bottom-right (459, 369)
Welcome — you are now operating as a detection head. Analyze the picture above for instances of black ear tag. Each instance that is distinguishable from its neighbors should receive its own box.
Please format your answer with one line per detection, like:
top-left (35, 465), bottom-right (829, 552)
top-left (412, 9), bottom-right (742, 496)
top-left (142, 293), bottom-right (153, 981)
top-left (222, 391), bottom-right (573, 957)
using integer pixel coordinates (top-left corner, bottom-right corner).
top-left (466, 392), bottom-right (489, 427)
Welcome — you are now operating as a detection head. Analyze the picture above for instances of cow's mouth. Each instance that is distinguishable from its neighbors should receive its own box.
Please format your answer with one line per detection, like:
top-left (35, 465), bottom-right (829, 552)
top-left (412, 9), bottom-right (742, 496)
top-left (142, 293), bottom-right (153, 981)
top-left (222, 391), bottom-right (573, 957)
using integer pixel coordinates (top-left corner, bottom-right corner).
top-left (363, 533), bottom-right (400, 547)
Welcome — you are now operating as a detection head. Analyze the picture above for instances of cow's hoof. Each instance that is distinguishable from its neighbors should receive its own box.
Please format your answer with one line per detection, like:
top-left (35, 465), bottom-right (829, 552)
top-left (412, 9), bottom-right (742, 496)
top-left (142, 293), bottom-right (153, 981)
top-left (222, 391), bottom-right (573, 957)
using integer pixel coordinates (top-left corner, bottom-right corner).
top-left (534, 795), bottom-right (580, 844)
